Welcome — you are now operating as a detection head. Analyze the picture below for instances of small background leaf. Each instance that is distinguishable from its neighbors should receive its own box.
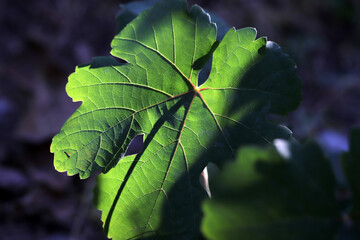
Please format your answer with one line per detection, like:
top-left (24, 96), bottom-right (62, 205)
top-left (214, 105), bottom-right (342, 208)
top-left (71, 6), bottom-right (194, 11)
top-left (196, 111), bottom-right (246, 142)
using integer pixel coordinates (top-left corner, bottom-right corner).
top-left (201, 142), bottom-right (339, 240)
top-left (342, 127), bottom-right (360, 223)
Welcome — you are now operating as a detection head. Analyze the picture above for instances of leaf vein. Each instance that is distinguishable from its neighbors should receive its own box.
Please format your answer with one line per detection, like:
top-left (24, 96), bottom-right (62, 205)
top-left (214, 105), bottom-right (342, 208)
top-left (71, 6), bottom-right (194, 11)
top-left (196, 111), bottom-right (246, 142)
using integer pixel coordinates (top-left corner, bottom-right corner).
top-left (114, 37), bottom-right (193, 88)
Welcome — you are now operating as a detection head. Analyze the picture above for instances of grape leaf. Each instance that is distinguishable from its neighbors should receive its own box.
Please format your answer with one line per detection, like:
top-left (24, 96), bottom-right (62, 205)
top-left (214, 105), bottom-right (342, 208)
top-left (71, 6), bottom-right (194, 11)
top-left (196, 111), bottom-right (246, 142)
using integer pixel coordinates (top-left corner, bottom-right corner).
top-left (115, 0), bottom-right (230, 87)
top-left (116, 0), bottom-right (159, 34)
top-left (342, 127), bottom-right (360, 223)
top-left (201, 141), bottom-right (339, 240)
top-left (116, 0), bottom-right (230, 40)
top-left (50, 0), bottom-right (301, 238)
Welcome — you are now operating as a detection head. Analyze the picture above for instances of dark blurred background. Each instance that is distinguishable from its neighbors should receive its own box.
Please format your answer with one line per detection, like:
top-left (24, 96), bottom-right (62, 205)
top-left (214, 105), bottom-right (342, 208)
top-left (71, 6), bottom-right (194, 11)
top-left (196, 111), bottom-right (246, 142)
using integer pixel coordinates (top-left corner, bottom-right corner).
top-left (0, 0), bottom-right (359, 239)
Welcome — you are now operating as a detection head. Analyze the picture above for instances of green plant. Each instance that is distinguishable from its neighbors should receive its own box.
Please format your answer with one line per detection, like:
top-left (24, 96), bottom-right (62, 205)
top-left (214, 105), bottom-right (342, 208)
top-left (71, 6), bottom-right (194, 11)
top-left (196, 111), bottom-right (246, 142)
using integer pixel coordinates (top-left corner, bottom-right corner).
top-left (202, 141), bottom-right (339, 240)
top-left (50, 0), bottom-right (359, 239)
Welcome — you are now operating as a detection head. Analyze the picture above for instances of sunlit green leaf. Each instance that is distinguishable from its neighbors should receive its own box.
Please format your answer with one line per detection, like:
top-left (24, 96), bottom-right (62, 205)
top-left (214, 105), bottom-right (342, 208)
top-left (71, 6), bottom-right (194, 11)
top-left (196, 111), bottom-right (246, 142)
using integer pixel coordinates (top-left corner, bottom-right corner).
top-left (50, 0), bottom-right (301, 238)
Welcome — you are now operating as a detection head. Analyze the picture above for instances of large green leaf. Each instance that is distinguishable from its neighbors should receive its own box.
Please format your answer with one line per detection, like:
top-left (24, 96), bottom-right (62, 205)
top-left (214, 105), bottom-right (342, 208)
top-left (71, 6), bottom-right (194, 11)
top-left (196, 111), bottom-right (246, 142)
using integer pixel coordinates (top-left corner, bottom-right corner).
top-left (115, 0), bottom-right (230, 87)
top-left (116, 0), bottom-right (159, 34)
top-left (342, 127), bottom-right (360, 223)
top-left (201, 142), bottom-right (339, 240)
top-left (116, 0), bottom-right (230, 40)
top-left (50, 0), bottom-right (301, 238)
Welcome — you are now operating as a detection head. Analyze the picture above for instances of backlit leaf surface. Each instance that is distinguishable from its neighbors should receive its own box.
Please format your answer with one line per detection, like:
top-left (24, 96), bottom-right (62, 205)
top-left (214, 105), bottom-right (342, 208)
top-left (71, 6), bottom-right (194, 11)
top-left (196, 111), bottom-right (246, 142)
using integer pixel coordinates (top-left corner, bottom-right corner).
top-left (50, 0), bottom-right (301, 238)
